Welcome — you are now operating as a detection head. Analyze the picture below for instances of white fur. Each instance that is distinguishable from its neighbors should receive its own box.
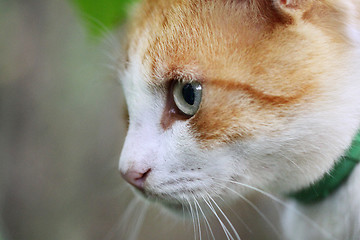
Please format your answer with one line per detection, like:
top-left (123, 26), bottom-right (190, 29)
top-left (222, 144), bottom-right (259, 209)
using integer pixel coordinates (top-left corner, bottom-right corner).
top-left (118, 2), bottom-right (360, 239)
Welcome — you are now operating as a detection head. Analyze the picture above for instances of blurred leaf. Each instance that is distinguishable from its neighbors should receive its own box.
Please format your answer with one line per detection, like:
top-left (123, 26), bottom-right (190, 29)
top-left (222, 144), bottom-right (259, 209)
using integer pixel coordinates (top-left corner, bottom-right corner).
top-left (69, 0), bottom-right (137, 36)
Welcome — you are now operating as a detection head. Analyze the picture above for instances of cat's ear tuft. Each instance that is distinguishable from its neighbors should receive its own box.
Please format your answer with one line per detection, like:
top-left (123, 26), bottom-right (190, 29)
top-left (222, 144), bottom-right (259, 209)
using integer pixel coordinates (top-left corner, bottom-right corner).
top-left (273, 0), bottom-right (313, 20)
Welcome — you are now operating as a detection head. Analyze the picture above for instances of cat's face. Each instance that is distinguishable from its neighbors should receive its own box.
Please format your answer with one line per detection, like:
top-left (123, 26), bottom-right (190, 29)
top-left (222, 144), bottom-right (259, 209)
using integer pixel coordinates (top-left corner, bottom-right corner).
top-left (119, 0), bottom-right (360, 211)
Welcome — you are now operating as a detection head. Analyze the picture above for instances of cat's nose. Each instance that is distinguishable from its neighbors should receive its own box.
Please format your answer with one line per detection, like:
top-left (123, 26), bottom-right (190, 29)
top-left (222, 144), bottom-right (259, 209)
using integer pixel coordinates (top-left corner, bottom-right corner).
top-left (121, 168), bottom-right (151, 191)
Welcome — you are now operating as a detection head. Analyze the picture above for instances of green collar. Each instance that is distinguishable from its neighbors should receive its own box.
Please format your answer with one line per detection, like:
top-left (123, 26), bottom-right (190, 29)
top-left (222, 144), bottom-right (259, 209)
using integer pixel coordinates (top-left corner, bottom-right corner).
top-left (289, 131), bottom-right (360, 204)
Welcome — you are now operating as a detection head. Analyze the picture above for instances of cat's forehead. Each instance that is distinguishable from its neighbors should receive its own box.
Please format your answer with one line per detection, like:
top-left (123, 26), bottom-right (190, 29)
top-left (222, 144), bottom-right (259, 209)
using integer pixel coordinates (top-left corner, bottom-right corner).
top-left (127, 1), bottom-right (317, 97)
top-left (125, 0), bottom-right (345, 87)
top-left (127, 0), bottom-right (286, 70)
top-left (127, 0), bottom-right (315, 83)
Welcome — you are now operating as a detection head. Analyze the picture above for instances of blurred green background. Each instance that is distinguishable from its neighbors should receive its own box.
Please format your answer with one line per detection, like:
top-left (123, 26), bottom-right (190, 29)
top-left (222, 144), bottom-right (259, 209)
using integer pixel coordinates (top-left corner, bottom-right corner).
top-left (71, 0), bottom-right (135, 36)
top-left (0, 0), bottom-right (129, 239)
top-left (0, 0), bottom-right (280, 239)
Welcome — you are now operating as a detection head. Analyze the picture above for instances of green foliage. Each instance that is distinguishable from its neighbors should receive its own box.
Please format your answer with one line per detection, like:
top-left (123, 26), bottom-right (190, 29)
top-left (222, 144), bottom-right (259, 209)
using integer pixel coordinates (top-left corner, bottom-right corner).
top-left (70, 0), bottom-right (137, 36)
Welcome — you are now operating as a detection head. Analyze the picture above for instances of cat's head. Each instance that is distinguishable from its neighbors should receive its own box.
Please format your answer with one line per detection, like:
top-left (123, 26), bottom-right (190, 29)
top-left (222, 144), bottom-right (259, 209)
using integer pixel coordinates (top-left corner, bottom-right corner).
top-left (118, 0), bottom-right (360, 212)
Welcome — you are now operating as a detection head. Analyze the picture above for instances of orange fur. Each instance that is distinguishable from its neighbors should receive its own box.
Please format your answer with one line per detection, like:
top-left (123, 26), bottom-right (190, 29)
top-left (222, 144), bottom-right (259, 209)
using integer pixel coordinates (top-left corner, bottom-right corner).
top-left (124, 0), bottom-right (357, 147)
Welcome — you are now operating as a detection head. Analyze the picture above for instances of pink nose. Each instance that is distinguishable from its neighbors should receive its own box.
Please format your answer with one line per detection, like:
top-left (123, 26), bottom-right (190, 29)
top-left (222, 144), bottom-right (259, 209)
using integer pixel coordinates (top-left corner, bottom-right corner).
top-left (121, 169), bottom-right (151, 191)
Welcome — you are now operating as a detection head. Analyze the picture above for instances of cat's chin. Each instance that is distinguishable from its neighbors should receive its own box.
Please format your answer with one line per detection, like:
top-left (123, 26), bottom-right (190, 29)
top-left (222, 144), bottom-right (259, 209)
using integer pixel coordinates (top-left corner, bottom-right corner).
top-left (160, 201), bottom-right (187, 216)
top-left (148, 196), bottom-right (189, 217)
top-left (150, 197), bottom-right (188, 216)
top-left (131, 188), bottom-right (185, 213)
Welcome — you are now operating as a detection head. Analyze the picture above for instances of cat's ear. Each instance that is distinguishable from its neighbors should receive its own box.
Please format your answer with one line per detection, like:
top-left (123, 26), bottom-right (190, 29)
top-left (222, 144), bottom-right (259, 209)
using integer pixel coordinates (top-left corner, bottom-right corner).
top-left (273, 0), bottom-right (314, 20)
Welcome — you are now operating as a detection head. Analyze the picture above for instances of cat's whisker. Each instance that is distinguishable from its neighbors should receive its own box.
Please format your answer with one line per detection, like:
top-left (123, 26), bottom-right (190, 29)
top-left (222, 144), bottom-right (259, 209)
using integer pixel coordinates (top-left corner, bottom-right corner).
top-left (195, 197), bottom-right (216, 240)
top-left (277, 152), bottom-right (306, 175)
top-left (206, 193), bottom-right (241, 240)
top-left (103, 212), bottom-right (123, 240)
top-left (203, 196), bottom-right (234, 240)
top-left (79, 15), bottom-right (124, 68)
top-left (193, 195), bottom-right (202, 240)
top-left (183, 198), bottom-right (193, 222)
top-left (215, 194), bottom-right (252, 234)
top-left (89, 183), bottom-right (130, 203)
top-left (117, 198), bottom-right (141, 240)
top-left (118, 183), bottom-right (131, 195)
top-left (79, 13), bottom-right (118, 47)
top-left (213, 177), bottom-right (335, 240)
top-left (78, 14), bottom-right (132, 77)
top-left (100, 62), bottom-right (119, 73)
top-left (185, 197), bottom-right (197, 240)
top-left (190, 199), bottom-right (198, 240)
top-left (215, 182), bottom-right (281, 238)
top-left (127, 201), bottom-right (149, 240)
top-left (182, 199), bottom-right (186, 219)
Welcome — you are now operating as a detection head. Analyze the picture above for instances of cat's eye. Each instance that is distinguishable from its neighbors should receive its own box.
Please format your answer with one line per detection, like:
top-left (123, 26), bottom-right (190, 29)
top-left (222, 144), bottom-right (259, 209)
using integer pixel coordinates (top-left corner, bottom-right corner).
top-left (173, 80), bottom-right (202, 116)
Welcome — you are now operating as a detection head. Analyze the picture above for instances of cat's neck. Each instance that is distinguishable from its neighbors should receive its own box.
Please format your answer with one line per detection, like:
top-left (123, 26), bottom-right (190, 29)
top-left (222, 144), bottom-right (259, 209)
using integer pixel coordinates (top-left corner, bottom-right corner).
top-left (282, 164), bottom-right (360, 240)
top-left (289, 131), bottom-right (360, 203)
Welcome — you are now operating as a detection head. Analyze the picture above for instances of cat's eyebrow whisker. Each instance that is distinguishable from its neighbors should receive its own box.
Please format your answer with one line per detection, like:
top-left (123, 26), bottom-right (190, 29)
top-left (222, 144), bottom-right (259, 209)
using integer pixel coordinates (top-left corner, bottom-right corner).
top-left (213, 178), bottom-right (335, 240)
top-left (78, 14), bottom-right (126, 69)
top-left (102, 49), bottom-right (119, 62)
top-left (78, 14), bottom-right (132, 75)
top-left (203, 196), bottom-right (234, 240)
top-left (101, 62), bottom-right (118, 72)
top-left (195, 196), bottom-right (216, 240)
top-left (215, 182), bottom-right (281, 238)
top-left (206, 193), bottom-right (241, 240)
top-left (80, 13), bottom-right (118, 48)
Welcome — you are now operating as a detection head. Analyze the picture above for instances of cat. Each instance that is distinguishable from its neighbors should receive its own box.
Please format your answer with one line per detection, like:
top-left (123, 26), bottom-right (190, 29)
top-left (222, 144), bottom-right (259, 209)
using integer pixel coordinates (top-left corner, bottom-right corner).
top-left (117, 0), bottom-right (360, 239)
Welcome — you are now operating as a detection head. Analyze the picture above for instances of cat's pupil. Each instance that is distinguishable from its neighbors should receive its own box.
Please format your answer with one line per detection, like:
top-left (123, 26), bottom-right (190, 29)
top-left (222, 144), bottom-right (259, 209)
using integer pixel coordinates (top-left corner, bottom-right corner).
top-left (182, 83), bottom-right (195, 105)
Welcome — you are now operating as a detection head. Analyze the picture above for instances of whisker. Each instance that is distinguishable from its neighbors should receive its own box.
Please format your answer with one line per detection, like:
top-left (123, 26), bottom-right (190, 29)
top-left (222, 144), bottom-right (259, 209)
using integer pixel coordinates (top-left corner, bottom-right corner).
top-left (79, 13), bottom-right (118, 46)
top-left (206, 193), bottom-right (241, 240)
top-left (90, 183), bottom-right (130, 203)
top-left (186, 197), bottom-right (197, 240)
top-left (216, 183), bottom-right (280, 238)
top-left (193, 196), bottom-right (202, 240)
top-left (277, 152), bottom-right (306, 175)
top-left (103, 214), bottom-right (123, 240)
top-left (215, 194), bottom-right (252, 234)
top-left (118, 198), bottom-right (141, 240)
top-left (203, 196), bottom-right (234, 240)
top-left (213, 177), bottom-right (336, 240)
top-left (195, 197), bottom-right (216, 240)
top-left (182, 200), bottom-right (186, 220)
top-left (128, 202), bottom-right (149, 240)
